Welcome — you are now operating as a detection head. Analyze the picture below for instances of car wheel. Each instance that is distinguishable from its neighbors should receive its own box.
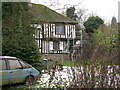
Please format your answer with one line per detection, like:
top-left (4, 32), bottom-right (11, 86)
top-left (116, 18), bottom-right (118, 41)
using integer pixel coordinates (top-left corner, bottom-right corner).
top-left (25, 76), bottom-right (35, 85)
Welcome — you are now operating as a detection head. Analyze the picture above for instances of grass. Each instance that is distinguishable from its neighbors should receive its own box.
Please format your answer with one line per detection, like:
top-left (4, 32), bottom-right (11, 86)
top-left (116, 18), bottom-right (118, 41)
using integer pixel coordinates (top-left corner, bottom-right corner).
top-left (2, 84), bottom-right (28, 90)
top-left (61, 59), bottom-right (119, 67)
top-left (62, 60), bottom-right (78, 67)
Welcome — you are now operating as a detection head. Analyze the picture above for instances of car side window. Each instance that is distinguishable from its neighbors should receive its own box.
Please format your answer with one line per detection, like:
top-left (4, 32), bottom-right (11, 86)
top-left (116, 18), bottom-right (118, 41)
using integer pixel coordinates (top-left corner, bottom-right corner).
top-left (19, 60), bottom-right (31, 68)
top-left (0, 60), bottom-right (7, 70)
top-left (8, 60), bottom-right (22, 70)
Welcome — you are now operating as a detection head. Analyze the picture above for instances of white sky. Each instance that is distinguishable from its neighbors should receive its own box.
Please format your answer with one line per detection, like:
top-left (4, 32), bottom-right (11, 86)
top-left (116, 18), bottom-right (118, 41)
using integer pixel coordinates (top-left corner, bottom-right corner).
top-left (31, 0), bottom-right (120, 23)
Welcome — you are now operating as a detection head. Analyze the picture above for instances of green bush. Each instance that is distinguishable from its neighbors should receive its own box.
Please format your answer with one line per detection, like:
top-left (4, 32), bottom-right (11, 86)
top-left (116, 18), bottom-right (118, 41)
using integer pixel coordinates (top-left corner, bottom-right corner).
top-left (2, 2), bottom-right (43, 71)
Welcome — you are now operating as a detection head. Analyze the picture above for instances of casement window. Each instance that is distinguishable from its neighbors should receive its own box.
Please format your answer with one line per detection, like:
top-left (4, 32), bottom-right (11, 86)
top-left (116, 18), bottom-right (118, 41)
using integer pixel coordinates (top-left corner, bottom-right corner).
top-left (55, 24), bottom-right (65, 35)
top-left (53, 41), bottom-right (60, 50)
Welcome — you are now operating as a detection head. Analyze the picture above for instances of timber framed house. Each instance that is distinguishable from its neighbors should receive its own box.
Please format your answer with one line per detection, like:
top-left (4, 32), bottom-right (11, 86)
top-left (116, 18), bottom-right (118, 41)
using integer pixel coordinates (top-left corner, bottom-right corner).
top-left (29, 4), bottom-right (78, 54)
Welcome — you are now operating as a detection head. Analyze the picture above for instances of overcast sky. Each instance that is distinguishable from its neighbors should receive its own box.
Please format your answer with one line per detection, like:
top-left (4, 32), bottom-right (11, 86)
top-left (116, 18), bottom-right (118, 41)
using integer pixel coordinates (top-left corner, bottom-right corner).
top-left (31, 0), bottom-right (120, 23)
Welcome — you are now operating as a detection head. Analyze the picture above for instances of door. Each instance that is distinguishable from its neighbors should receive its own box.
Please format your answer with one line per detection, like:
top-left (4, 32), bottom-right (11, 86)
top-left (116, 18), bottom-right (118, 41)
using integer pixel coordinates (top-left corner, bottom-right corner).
top-left (8, 59), bottom-right (25, 84)
top-left (0, 59), bottom-right (10, 85)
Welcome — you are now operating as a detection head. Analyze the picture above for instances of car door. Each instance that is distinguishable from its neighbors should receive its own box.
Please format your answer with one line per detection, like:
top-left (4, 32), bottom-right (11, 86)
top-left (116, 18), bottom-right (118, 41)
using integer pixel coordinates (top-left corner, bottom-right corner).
top-left (19, 60), bottom-right (32, 79)
top-left (0, 58), bottom-right (10, 86)
top-left (8, 59), bottom-right (25, 84)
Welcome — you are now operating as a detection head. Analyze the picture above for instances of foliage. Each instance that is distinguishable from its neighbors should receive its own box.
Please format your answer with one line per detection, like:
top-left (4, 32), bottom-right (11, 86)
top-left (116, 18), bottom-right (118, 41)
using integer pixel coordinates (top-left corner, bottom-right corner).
top-left (2, 2), bottom-right (29, 20)
top-left (75, 16), bottom-right (118, 62)
top-left (2, 2), bottom-right (42, 71)
top-left (66, 7), bottom-right (81, 53)
top-left (3, 59), bottom-right (120, 89)
top-left (3, 85), bottom-right (28, 90)
top-left (66, 6), bottom-right (77, 21)
top-left (66, 6), bottom-right (80, 31)
top-left (90, 23), bottom-right (118, 62)
top-left (84, 16), bottom-right (104, 33)
top-left (94, 28), bottom-right (117, 52)
top-left (34, 61), bottom-right (120, 88)
top-left (0, 2), bottom-right (2, 56)
top-left (111, 17), bottom-right (117, 30)
top-left (62, 60), bottom-right (77, 67)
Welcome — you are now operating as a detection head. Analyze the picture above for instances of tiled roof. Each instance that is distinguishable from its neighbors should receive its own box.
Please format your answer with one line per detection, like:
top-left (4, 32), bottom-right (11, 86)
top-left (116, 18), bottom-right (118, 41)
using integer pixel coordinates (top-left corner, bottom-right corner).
top-left (29, 3), bottom-right (77, 24)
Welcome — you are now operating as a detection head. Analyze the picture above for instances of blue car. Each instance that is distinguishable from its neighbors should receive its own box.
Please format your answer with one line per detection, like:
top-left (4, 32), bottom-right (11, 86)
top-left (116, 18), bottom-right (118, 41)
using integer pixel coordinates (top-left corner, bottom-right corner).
top-left (0, 56), bottom-right (40, 86)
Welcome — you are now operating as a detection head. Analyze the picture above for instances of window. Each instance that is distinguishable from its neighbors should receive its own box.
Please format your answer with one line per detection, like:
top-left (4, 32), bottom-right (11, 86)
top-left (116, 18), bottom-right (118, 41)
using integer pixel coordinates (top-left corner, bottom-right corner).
top-left (56, 24), bottom-right (65, 35)
top-left (19, 60), bottom-right (31, 68)
top-left (35, 28), bottom-right (41, 38)
top-left (8, 60), bottom-right (22, 70)
top-left (53, 41), bottom-right (60, 50)
top-left (0, 60), bottom-right (7, 70)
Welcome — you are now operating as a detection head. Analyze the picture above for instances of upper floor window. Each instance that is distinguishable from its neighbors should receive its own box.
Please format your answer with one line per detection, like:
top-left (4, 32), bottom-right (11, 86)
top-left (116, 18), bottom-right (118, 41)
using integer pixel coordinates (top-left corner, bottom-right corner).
top-left (55, 24), bottom-right (65, 35)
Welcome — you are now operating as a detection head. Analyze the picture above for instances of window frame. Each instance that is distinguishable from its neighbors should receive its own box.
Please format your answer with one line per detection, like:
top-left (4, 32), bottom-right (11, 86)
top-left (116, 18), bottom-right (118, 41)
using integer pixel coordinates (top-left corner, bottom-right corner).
top-left (55, 24), bottom-right (65, 35)
top-left (53, 41), bottom-right (60, 50)
top-left (8, 59), bottom-right (23, 70)
top-left (19, 60), bottom-right (31, 69)
top-left (0, 59), bottom-right (7, 70)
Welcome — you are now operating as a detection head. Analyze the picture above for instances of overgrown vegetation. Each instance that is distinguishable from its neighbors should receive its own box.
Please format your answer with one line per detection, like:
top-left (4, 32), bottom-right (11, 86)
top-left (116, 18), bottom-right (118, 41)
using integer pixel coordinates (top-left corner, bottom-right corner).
top-left (92, 25), bottom-right (118, 62)
top-left (2, 2), bottom-right (42, 71)
top-left (84, 16), bottom-right (104, 33)
top-left (76, 16), bottom-right (119, 63)
top-left (2, 2), bottom-right (119, 89)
